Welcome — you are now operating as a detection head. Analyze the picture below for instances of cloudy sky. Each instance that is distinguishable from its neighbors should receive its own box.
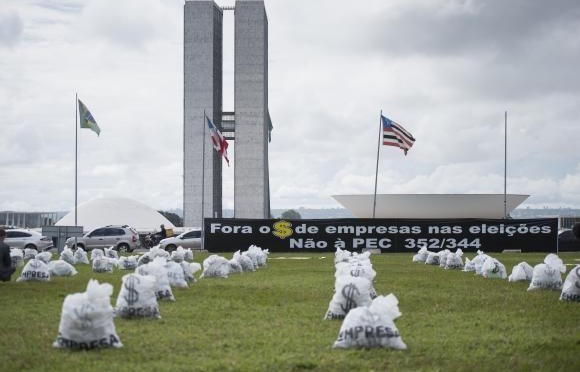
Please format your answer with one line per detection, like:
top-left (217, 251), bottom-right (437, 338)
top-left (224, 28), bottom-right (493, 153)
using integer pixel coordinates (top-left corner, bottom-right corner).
top-left (1, 0), bottom-right (579, 214)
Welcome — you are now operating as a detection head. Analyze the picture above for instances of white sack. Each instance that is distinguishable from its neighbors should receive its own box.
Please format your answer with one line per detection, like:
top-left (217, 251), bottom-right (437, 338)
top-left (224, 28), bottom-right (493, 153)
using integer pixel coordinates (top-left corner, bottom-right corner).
top-left (412, 247), bottom-right (429, 263)
top-left (324, 276), bottom-right (373, 320)
top-left (17, 259), bottom-right (50, 282)
top-left (48, 260), bottom-right (78, 276)
top-left (481, 257), bottom-right (507, 279)
top-left (200, 255), bottom-right (230, 278)
top-left (425, 252), bottom-right (439, 265)
top-left (136, 257), bottom-right (175, 301)
top-left (333, 294), bottom-right (407, 350)
top-left (560, 265), bottom-right (580, 302)
top-left (528, 263), bottom-right (563, 291)
top-left (180, 261), bottom-right (201, 283)
top-left (10, 248), bottom-right (24, 269)
top-left (53, 279), bottom-right (122, 349)
top-left (92, 257), bottom-right (114, 273)
top-left (24, 248), bottom-right (38, 260)
top-left (118, 256), bottom-right (138, 270)
top-left (60, 247), bottom-right (76, 265)
top-left (115, 273), bottom-right (161, 318)
top-left (508, 262), bottom-right (534, 282)
top-left (74, 247), bottom-right (90, 265)
top-left (165, 261), bottom-right (188, 288)
top-left (35, 251), bottom-right (53, 264)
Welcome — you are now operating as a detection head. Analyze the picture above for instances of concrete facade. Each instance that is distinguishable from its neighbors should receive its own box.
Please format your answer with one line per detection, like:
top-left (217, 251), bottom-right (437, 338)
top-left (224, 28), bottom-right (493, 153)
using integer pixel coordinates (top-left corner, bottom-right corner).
top-left (184, 0), bottom-right (270, 226)
top-left (234, 0), bottom-right (270, 218)
top-left (183, 0), bottom-right (224, 227)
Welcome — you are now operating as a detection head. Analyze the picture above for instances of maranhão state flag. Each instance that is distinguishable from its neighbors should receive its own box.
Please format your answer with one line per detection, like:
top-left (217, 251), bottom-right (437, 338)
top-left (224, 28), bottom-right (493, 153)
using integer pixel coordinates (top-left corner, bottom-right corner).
top-left (205, 114), bottom-right (230, 166)
top-left (381, 114), bottom-right (415, 155)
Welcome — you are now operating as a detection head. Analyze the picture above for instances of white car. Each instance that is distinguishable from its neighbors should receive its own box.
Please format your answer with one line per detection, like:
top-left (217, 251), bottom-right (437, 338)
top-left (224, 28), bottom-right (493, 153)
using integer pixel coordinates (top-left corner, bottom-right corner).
top-left (5, 228), bottom-right (54, 251)
top-left (159, 229), bottom-right (202, 252)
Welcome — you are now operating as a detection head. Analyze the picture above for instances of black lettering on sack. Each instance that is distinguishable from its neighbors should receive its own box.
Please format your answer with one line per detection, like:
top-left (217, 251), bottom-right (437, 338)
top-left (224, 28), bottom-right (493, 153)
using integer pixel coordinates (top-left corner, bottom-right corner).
top-left (339, 326), bottom-right (401, 341)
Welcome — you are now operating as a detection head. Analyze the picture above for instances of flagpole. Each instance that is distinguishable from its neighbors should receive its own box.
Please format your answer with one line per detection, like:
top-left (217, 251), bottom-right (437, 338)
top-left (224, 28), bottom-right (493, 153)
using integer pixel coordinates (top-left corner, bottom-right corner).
top-left (504, 110), bottom-right (507, 219)
top-left (372, 111), bottom-right (382, 218)
top-left (75, 93), bottom-right (78, 226)
top-left (201, 110), bottom-right (206, 249)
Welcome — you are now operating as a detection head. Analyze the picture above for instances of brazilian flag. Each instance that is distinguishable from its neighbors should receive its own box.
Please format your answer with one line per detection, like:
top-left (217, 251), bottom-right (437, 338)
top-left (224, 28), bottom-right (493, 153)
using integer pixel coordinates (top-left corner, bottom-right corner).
top-left (78, 98), bottom-right (101, 136)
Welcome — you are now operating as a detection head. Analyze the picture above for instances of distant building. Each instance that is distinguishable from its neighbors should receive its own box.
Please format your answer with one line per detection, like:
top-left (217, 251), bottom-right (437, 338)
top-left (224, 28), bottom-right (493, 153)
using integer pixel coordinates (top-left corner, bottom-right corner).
top-left (183, 0), bottom-right (271, 227)
top-left (0, 211), bottom-right (61, 229)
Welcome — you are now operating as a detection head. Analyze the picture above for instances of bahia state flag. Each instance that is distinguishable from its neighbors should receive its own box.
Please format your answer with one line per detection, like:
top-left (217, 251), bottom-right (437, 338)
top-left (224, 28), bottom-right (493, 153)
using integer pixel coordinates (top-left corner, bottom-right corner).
top-left (381, 114), bottom-right (415, 155)
top-left (78, 98), bottom-right (101, 136)
top-left (206, 114), bottom-right (230, 166)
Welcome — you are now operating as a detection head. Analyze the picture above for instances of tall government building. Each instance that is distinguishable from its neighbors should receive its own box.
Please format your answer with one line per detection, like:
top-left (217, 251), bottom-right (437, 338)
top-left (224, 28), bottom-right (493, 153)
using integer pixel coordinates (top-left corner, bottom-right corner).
top-left (183, 0), bottom-right (271, 227)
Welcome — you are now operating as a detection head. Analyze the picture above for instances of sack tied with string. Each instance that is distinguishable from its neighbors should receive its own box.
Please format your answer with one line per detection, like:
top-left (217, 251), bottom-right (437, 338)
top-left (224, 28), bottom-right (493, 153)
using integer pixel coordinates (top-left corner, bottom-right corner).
top-left (115, 273), bottom-right (161, 319)
top-left (17, 258), bottom-right (51, 282)
top-left (324, 275), bottom-right (373, 320)
top-left (333, 294), bottom-right (407, 350)
top-left (560, 265), bottom-right (580, 302)
top-left (53, 279), bottom-right (122, 350)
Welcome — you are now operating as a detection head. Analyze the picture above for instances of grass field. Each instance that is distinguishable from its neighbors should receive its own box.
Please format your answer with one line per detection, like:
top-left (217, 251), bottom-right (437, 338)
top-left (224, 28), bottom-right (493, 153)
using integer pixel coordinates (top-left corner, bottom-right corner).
top-left (1, 251), bottom-right (579, 371)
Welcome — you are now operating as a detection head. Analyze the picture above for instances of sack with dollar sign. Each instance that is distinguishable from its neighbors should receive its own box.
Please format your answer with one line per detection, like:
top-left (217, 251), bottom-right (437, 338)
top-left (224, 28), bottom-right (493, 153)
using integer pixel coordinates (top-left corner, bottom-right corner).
top-left (473, 253), bottom-right (491, 276)
top-left (91, 249), bottom-right (104, 261)
top-left (165, 261), bottom-right (188, 288)
top-left (180, 261), bottom-right (202, 283)
top-left (528, 263), bottom-right (563, 291)
top-left (324, 275), bottom-right (373, 320)
top-left (228, 258), bottom-right (243, 274)
top-left (170, 247), bottom-right (186, 263)
top-left (92, 257), bottom-right (115, 273)
top-left (412, 247), bottom-right (429, 263)
top-left (445, 249), bottom-right (464, 270)
top-left (17, 258), bottom-right (51, 282)
top-left (438, 249), bottom-right (451, 268)
top-left (104, 247), bottom-right (119, 260)
top-left (560, 265), bottom-right (580, 302)
top-left (74, 247), bottom-right (90, 265)
top-left (48, 260), bottom-right (78, 277)
top-left (115, 273), bottom-right (161, 319)
top-left (200, 254), bottom-right (231, 278)
top-left (60, 247), bottom-right (77, 265)
top-left (508, 262), bottom-right (534, 282)
top-left (118, 256), bottom-right (138, 270)
top-left (233, 250), bottom-right (255, 272)
top-left (481, 257), bottom-right (507, 279)
top-left (35, 251), bottom-right (53, 264)
top-left (53, 279), bottom-right (122, 350)
top-left (136, 257), bottom-right (175, 301)
top-left (333, 294), bottom-right (407, 350)
top-left (10, 248), bottom-right (24, 269)
top-left (24, 248), bottom-right (38, 260)
top-left (425, 251), bottom-right (440, 265)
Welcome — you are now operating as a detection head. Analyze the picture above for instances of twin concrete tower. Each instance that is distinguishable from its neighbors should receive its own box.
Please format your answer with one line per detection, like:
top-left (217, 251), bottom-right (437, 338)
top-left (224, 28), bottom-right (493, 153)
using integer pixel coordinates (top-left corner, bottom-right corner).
top-left (183, 0), bottom-right (271, 227)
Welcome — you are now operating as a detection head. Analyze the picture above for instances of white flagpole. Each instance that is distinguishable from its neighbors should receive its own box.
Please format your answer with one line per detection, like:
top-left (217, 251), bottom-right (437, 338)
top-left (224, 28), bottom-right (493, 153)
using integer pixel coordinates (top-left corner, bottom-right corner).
top-left (372, 111), bottom-right (382, 218)
top-left (504, 110), bottom-right (507, 219)
top-left (201, 110), bottom-right (206, 250)
top-left (75, 93), bottom-right (78, 226)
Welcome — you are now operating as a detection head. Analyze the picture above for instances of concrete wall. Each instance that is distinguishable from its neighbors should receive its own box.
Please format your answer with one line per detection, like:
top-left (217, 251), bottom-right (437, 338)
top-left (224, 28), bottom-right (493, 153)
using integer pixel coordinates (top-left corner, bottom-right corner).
top-left (183, 0), bottom-right (223, 227)
top-left (234, 0), bottom-right (270, 218)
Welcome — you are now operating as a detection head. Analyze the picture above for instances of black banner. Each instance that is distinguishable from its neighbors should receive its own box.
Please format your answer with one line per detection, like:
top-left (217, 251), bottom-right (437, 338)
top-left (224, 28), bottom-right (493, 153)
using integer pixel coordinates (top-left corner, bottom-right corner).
top-left (204, 218), bottom-right (558, 253)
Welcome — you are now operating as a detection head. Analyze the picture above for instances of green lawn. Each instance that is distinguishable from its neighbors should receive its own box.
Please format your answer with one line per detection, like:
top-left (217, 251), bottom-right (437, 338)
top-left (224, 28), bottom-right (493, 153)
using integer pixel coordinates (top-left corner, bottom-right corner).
top-left (1, 252), bottom-right (579, 372)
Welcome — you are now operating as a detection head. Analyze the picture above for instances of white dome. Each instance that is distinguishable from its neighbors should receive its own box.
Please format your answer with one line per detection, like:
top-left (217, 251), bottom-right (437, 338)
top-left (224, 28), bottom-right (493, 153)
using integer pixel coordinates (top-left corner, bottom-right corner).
top-left (56, 197), bottom-right (175, 232)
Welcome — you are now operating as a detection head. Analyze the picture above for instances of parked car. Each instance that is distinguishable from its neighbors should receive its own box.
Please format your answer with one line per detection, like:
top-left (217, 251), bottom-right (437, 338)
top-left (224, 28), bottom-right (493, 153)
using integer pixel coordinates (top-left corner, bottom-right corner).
top-left (159, 229), bottom-right (202, 252)
top-left (66, 225), bottom-right (140, 252)
top-left (4, 228), bottom-right (54, 251)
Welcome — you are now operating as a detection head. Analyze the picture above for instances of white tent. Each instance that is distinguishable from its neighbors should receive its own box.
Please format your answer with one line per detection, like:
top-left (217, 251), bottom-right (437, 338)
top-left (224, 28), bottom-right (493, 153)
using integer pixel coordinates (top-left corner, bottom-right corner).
top-left (55, 197), bottom-right (175, 233)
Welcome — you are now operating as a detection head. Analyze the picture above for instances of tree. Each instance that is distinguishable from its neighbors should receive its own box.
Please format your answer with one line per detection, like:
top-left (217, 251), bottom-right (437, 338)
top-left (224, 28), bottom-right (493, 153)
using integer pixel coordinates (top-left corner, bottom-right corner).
top-left (280, 209), bottom-right (301, 219)
top-left (158, 211), bottom-right (183, 227)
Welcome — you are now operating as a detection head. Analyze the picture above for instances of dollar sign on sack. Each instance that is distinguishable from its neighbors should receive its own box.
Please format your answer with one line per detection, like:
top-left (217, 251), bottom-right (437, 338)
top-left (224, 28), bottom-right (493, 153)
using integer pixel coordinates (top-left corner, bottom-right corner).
top-left (74, 303), bottom-right (94, 329)
top-left (340, 283), bottom-right (360, 313)
top-left (30, 259), bottom-right (41, 269)
top-left (350, 267), bottom-right (361, 277)
top-left (123, 275), bottom-right (140, 306)
top-left (575, 267), bottom-right (580, 290)
top-left (272, 220), bottom-right (293, 239)
top-left (491, 262), bottom-right (500, 274)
